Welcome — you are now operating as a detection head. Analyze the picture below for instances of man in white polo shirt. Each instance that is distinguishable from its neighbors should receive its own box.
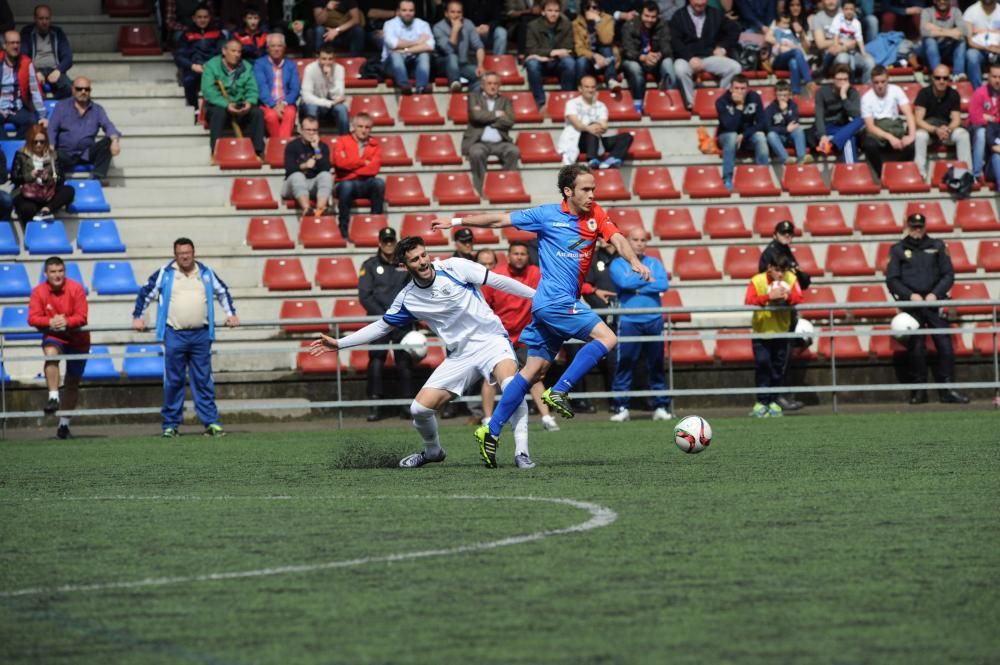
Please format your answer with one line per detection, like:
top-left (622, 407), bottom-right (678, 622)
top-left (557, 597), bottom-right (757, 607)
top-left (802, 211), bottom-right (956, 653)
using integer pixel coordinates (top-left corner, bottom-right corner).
top-left (860, 64), bottom-right (916, 181)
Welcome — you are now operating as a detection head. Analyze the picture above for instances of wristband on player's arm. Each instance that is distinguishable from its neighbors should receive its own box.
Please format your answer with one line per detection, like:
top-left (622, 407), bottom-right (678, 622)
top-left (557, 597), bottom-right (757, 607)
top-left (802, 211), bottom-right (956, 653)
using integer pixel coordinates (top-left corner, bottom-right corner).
top-left (450, 218), bottom-right (462, 227)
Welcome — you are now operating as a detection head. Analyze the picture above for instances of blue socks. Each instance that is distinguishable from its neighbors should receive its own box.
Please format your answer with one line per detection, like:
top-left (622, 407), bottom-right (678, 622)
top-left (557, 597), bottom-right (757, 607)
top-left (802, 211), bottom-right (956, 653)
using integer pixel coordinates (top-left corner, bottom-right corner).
top-left (488, 373), bottom-right (529, 437)
top-left (554, 340), bottom-right (609, 393)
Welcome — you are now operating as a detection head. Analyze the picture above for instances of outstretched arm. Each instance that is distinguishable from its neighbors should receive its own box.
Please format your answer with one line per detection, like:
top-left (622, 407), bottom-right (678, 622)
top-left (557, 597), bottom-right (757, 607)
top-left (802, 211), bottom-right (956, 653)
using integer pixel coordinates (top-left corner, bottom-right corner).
top-left (431, 212), bottom-right (512, 231)
top-left (310, 319), bottom-right (395, 355)
top-left (485, 271), bottom-right (535, 299)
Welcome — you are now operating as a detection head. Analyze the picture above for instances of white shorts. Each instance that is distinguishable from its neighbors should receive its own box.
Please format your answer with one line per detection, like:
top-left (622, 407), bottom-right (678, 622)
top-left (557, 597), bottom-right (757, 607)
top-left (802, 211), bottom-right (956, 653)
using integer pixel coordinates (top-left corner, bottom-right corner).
top-left (424, 335), bottom-right (517, 396)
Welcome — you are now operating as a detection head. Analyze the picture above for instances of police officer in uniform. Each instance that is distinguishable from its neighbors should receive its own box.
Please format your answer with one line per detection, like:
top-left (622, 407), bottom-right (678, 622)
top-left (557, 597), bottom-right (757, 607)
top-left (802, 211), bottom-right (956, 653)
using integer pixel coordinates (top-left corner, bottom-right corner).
top-left (358, 227), bottom-right (416, 420)
top-left (453, 227), bottom-right (476, 260)
top-left (886, 213), bottom-right (970, 405)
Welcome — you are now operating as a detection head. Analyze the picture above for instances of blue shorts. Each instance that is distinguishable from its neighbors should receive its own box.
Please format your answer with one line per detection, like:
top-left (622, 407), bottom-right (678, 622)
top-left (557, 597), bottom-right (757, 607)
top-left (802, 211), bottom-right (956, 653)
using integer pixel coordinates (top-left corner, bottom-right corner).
top-left (42, 337), bottom-right (89, 377)
top-left (520, 304), bottom-right (601, 362)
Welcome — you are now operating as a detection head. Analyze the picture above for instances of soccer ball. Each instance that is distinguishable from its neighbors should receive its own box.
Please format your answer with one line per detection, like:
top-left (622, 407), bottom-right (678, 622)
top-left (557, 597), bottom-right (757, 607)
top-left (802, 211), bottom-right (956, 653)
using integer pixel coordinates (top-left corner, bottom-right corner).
top-left (890, 312), bottom-right (920, 340)
top-left (673, 416), bottom-right (712, 454)
top-left (398, 330), bottom-right (428, 360)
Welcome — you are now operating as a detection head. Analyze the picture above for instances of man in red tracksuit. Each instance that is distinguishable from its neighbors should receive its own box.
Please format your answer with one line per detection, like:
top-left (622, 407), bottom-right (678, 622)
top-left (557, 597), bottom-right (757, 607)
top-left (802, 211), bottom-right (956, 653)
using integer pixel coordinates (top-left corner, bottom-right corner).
top-left (332, 111), bottom-right (385, 240)
top-left (28, 256), bottom-right (90, 439)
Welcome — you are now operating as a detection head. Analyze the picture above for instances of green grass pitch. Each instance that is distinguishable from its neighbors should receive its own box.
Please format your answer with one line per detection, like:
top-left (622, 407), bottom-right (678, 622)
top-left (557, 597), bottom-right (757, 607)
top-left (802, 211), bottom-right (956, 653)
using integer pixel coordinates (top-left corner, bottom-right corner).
top-left (1, 411), bottom-right (998, 665)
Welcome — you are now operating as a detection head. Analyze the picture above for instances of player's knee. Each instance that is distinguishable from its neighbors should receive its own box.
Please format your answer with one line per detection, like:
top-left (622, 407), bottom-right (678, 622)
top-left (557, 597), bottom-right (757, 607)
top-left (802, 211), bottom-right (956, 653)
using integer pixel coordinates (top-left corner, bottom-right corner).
top-left (410, 400), bottom-right (434, 420)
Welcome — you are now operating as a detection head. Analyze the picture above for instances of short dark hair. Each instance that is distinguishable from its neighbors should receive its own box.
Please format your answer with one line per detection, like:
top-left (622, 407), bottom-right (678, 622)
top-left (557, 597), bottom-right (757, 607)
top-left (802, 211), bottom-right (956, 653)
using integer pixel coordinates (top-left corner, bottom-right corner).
top-left (446, 0), bottom-right (464, 10)
top-left (557, 163), bottom-right (592, 198)
top-left (242, 5), bottom-right (261, 17)
top-left (192, 2), bottom-right (211, 15)
top-left (300, 115), bottom-right (319, 126)
top-left (542, 0), bottom-right (561, 9)
top-left (475, 248), bottom-right (496, 263)
top-left (989, 61), bottom-right (1000, 73)
top-left (508, 240), bottom-right (530, 252)
top-left (393, 236), bottom-right (426, 264)
top-left (775, 79), bottom-right (791, 93)
top-left (830, 63), bottom-right (851, 78)
top-left (641, 0), bottom-right (659, 13)
top-left (841, 0), bottom-right (855, 6)
top-left (871, 64), bottom-right (888, 79)
top-left (174, 237), bottom-right (195, 252)
top-left (731, 74), bottom-right (749, 87)
top-left (44, 256), bottom-right (64, 269)
top-left (319, 43), bottom-right (337, 56)
top-left (397, 0), bottom-right (415, 8)
top-left (767, 254), bottom-right (793, 271)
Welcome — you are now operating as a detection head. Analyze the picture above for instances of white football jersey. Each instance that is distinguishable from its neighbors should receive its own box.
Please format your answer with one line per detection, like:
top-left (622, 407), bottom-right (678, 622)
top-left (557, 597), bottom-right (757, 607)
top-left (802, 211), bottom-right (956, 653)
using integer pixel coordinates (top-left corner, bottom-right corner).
top-left (383, 258), bottom-right (510, 352)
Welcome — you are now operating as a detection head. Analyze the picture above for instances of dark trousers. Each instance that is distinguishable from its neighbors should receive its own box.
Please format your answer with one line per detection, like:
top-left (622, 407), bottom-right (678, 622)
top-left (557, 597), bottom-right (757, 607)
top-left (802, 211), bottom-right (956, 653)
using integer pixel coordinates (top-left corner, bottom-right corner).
top-left (162, 326), bottom-right (220, 428)
top-left (335, 177), bottom-right (385, 238)
top-left (181, 69), bottom-right (202, 107)
top-left (2, 107), bottom-right (39, 139)
top-left (907, 307), bottom-right (955, 384)
top-left (752, 337), bottom-right (789, 405)
top-left (0, 190), bottom-right (12, 219)
top-left (206, 104), bottom-right (265, 155)
top-left (311, 25), bottom-right (365, 57)
top-left (579, 132), bottom-right (633, 162)
top-left (860, 133), bottom-right (914, 181)
top-left (367, 327), bottom-right (415, 399)
top-left (37, 67), bottom-right (73, 99)
top-left (13, 184), bottom-right (75, 221)
top-left (58, 137), bottom-right (113, 179)
top-left (611, 318), bottom-right (670, 410)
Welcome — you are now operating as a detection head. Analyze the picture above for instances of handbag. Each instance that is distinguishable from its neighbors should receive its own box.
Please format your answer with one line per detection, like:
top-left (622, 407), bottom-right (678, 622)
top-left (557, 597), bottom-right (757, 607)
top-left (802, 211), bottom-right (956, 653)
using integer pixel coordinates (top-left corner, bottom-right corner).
top-left (20, 179), bottom-right (56, 202)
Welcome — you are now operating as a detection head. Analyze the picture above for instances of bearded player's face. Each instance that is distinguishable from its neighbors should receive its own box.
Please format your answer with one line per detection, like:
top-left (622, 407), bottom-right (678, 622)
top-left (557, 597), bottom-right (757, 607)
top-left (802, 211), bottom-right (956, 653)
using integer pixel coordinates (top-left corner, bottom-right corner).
top-left (404, 245), bottom-right (434, 282)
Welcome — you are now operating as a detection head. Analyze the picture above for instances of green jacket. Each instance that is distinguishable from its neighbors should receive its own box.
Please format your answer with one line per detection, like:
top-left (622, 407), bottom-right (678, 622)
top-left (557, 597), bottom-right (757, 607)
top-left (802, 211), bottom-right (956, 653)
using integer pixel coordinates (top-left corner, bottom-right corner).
top-left (200, 55), bottom-right (259, 108)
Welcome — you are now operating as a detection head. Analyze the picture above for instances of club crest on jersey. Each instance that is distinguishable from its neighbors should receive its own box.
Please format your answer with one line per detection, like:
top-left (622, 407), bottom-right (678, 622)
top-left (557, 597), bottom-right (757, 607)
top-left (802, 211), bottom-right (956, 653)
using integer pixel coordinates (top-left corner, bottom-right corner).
top-left (586, 218), bottom-right (597, 232)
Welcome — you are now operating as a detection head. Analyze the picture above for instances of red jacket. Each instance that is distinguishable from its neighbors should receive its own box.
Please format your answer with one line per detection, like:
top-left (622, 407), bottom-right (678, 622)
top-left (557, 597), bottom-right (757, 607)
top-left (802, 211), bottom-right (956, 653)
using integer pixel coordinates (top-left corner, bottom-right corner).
top-left (482, 263), bottom-right (541, 344)
top-left (332, 135), bottom-right (381, 181)
top-left (0, 55), bottom-right (38, 113)
top-left (28, 278), bottom-right (90, 348)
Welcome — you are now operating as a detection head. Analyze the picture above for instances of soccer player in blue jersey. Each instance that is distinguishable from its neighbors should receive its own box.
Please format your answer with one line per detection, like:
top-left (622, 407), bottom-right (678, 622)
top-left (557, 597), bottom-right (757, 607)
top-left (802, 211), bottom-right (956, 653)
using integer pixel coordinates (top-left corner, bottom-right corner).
top-left (432, 163), bottom-right (651, 467)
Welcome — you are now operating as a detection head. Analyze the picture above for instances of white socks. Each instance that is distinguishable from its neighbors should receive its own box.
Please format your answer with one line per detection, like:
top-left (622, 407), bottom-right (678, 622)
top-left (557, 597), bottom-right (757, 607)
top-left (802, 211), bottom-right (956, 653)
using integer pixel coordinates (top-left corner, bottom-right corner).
top-left (410, 401), bottom-right (442, 456)
top-left (59, 417), bottom-right (71, 427)
top-left (49, 390), bottom-right (59, 400)
top-left (500, 376), bottom-right (530, 458)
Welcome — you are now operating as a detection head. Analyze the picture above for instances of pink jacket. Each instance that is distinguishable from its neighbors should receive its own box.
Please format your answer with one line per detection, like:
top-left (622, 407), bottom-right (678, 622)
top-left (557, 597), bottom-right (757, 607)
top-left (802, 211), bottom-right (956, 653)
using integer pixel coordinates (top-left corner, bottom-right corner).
top-left (967, 84), bottom-right (1000, 126)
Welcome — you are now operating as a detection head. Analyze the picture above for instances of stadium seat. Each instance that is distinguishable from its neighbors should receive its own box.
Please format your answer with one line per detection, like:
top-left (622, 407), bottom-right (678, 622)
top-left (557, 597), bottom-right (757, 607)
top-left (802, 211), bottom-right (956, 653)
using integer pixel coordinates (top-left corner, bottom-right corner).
top-left (978, 239), bottom-right (1000, 272)
top-left (231, 178), bottom-right (278, 209)
top-left (899, 81), bottom-right (921, 103)
top-left (92, 261), bottom-right (139, 295)
top-left (246, 217), bottom-right (294, 250)
top-left (692, 88), bottom-right (723, 119)
top-left (264, 136), bottom-right (292, 169)
top-left (714, 329), bottom-right (754, 363)
top-left (107, 0), bottom-right (152, 17)
top-left (733, 165), bottom-right (780, 197)
top-left (375, 134), bottom-right (413, 166)
top-left (262, 258), bottom-right (311, 291)
top-left (66, 180), bottom-right (110, 213)
top-left (621, 128), bottom-right (661, 160)
top-left (946, 241), bottom-right (975, 273)
top-left (118, 25), bottom-right (162, 55)
top-left (0, 222), bottom-right (18, 255)
top-left (398, 94), bottom-right (444, 125)
top-left (349, 214), bottom-right (390, 247)
top-left (82, 345), bottom-right (119, 380)
top-left (606, 208), bottom-right (645, 235)
top-left (598, 89), bottom-right (641, 121)
top-left (633, 167), bottom-right (680, 200)
top-left (653, 208), bottom-right (700, 239)
top-left (789, 244), bottom-right (823, 276)
top-left (846, 284), bottom-right (895, 319)
top-left (931, 160), bottom-right (977, 192)
top-left (673, 247), bottom-right (722, 280)
top-left (213, 138), bottom-right (261, 170)
top-left (665, 331), bottom-right (712, 365)
top-left (927, 326), bottom-right (974, 358)
top-left (801, 286), bottom-right (845, 321)
top-left (280, 299), bottom-right (327, 334)
top-left (516, 131), bottom-right (560, 163)
top-left (826, 243), bottom-right (873, 276)
top-left (660, 289), bottom-right (690, 323)
top-left (484, 54), bottom-right (524, 84)
top-left (77, 219), bottom-right (126, 253)
top-left (348, 349), bottom-right (370, 373)
top-left (414, 133), bottom-right (458, 166)
top-left (804, 204), bottom-right (851, 236)
top-left (419, 339), bottom-right (446, 369)
top-left (546, 91), bottom-right (578, 122)
top-left (37, 262), bottom-right (87, 293)
top-left (318, 135), bottom-right (338, 155)
top-left (483, 171), bottom-right (530, 204)
top-left (882, 162), bottom-right (930, 193)
top-left (950, 282), bottom-right (993, 315)
top-left (299, 215), bottom-right (347, 248)
top-left (683, 166), bottom-right (729, 198)
top-left (592, 168), bottom-right (630, 200)
top-left (434, 172), bottom-right (480, 205)
top-left (904, 201), bottom-right (950, 232)
top-left (350, 96), bottom-right (394, 126)
top-left (315, 257), bottom-right (357, 290)
top-left (332, 298), bottom-right (367, 332)
top-left (384, 174), bottom-right (430, 207)
top-left (817, 327), bottom-right (869, 360)
top-left (875, 242), bottom-right (894, 274)
top-left (452, 218), bottom-right (500, 243)
top-left (296, 339), bottom-right (341, 374)
top-left (509, 92), bottom-right (544, 123)
top-left (869, 326), bottom-right (907, 359)
top-left (831, 163), bottom-right (880, 195)
top-left (294, 58), bottom-right (314, 84)
top-left (643, 89), bottom-right (691, 120)
top-left (340, 57), bottom-right (378, 88)
top-left (123, 345), bottom-right (164, 379)
top-left (723, 245), bottom-right (762, 278)
top-left (752, 205), bottom-right (795, 237)
top-left (446, 93), bottom-right (469, 124)
top-left (955, 199), bottom-right (1000, 232)
top-left (703, 206), bottom-right (751, 238)
top-left (973, 322), bottom-right (998, 357)
top-left (23, 221), bottom-right (72, 254)
top-left (781, 163), bottom-right (829, 196)
top-left (0, 140), bottom-right (23, 168)
top-left (502, 226), bottom-right (535, 242)
top-left (401, 214), bottom-right (447, 245)
top-left (0, 306), bottom-right (40, 340)
top-left (854, 202), bottom-right (900, 235)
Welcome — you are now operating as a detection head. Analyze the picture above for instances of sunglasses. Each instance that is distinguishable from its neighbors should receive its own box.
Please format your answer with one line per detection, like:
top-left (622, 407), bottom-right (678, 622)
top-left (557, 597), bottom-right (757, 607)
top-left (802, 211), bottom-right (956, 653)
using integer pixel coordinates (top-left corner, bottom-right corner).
top-left (932, 76), bottom-right (949, 80)
top-left (74, 86), bottom-right (91, 92)
top-left (32, 139), bottom-right (47, 145)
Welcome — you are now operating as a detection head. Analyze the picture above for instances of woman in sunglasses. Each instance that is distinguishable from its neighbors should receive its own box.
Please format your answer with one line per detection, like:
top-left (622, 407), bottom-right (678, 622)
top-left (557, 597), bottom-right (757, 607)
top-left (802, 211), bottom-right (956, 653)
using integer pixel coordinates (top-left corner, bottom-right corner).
top-left (11, 123), bottom-right (74, 223)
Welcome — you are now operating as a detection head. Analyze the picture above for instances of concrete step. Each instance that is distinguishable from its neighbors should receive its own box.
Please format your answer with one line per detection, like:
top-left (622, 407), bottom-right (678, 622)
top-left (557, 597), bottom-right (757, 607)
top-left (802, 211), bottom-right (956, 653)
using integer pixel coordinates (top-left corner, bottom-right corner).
top-left (12, 0), bottom-right (104, 17)
top-left (74, 60), bottom-right (179, 84)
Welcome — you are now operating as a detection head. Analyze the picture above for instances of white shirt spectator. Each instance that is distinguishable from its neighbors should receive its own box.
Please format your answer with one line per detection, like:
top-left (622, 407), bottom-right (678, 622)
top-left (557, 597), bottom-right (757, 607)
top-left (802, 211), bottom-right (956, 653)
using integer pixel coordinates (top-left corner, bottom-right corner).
top-left (963, 1), bottom-right (1000, 46)
top-left (382, 16), bottom-right (435, 61)
top-left (300, 60), bottom-right (345, 108)
top-left (861, 84), bottom-right (910, 119)
top-left (556, 95), bottom-right (609, 163)
top-left (828, 12), bottom-right (865, 48)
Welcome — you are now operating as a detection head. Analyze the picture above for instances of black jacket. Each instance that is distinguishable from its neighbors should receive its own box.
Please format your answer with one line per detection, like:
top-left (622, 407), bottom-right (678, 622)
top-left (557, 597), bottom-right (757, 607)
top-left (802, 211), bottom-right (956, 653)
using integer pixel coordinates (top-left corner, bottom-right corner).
top-left (358, 252), bottom-right (410, 316)
top-left (621, 15), bottom-right (672, 61)
top-left (759, 240), bottom-right (811, 289)
top-left (716, 89), bottom-right (766, 142)
top-left (283, 138), bottom-right (331, 179)
top-left (885, 235), bottom-right (954, 300)
top-left (669, 5), bottom-right (738, 61)
top-left (814, 84), bottom-right (862, 137)
top-left (525, 15), bottom-right (574, 57)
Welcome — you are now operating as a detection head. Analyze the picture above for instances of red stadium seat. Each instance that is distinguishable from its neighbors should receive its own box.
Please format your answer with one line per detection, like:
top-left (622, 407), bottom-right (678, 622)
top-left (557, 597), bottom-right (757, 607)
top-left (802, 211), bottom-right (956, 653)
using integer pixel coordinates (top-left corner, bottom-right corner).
top-left (452, 217), bottom-right (500, 243)
top-left (297, 340), bottom-right (341, 374)
top-left (899, 82), bottom-right (921, 105)
top-left (332, 298), bottom-right (367, 332)
top-left (118, 25), bottom-right (162, 55)
top-left (870, 326), bottom-right (907, 359)
top-left (606, 208), bottom-right (645, 235)
top-left (318, 135), bottom-right (338, 156)
top-left (753, 205), bottom-right (795, 237)
top-left (633, 167), bottom-right (680, 200)
top-left (875, 241), bottom-right (893, 274)
top-left (781, 163), bottom-right (830, 196)
top-left (978, 239), bottom-right (1000, 272)
top-left (502, 226), bottom-right (536, 242)
top-left (882, 162), bottom-right (930, 193)
top-left (950, 282), bottom-right (993, 315)
top-left (723, 245), bottom-right (762, 278)
top-left (804, 204), bottom-right (851, 236)
top-left (973, 322), bottom-right (998, 356)
top-left (231, 178), bottom-right (277, 209)
top-left (349, 96), bottom-right (394, 126)
top-left (931, 160), bottom-right (977, 193)
top-left (692, 88), bottom-right (723, 119)
top-left (484, 54), bottom-right (524, 84)
top-left (384, 174), bottom-right (430, 207)
top-left (246, 217), bottom-right (293, 250)
top-left (795, 93), bottom-right (815, 117)
top-left (263, 258), bottom-right (311, 291)
top-left (433, 172), bottom-right (480, 205)
top-left (955, 80), bottom-right (973, 112)
top-left (447, 93), bottom-right (469, 124)
top-left (509, 92), bottom-right (544, 123)
top-left (817, 327), bottom-right (869, 360)
top-left (621, 128), bottom-right (661, 160)
top-left (854, 202), bottom-right (901, 235)
top-left (789, 244), bottom-right (823, 276)
top-left (955, 199), bottom-right (1000, 232)
top-left (546, 91), bottom-right (579, 122)
top-left (666, 332), bottom-right (712, 364)
top-left (801, 286), bottom-right (845, 321)
top-left (483, 171), bottom-right (530, 204)
top-left (846, 284), bottom-right (895, 319)
top-left (703, 207), bottom-right (751, 239)
top-left (946, 241), bottom-right (975, 273)
top-left (593, 168), bottom-right (630, 200)
top-left (340, 57), bottom-right (378, 88)
top-left (401, 214), bottom-right (448, 245)
top-left (516, 131), bottom-right (561, 163)
top-left (107, 0), bottom-right (153, 17)
top-left (643, 89), bottom-right (692, 120)
top-left (377, 135), bottom-right (414, 166)
top-left (927, 326), bottom-right (974, 358)
top-left (673, 247), bottom-right (722, 280)
top-left (280, 299), bottom-right (327, 333)
top-left (597, 90), bottom-right (641, 121)
top-left (398, 94), bottom-right (444, 125)
top-left (348, 349), bottom-right (370, 373)
top-left (661, 289), bottom-right (691, 323)
top-left (653, 208), bottom-right (700, 239)
top-left (904, 201), bottom-right (951, 232)
top-left (714, 329), bottom-right (754, 363)
top-left (832, 163), bottom-right (880, 195)
top-left (294, 58), bottom-right (314, 84)
top-left (315, 257), bottom-right (357, 290)
top-left (213, 138), bottom-right (261, 170)
top-left (349, 214), bottom-right (389, 247)
top-left (264, 136), bottom-right (292, 169)
top-left (419, 339), bottom-right (447, 368)
top-left (298, 215), bottom-right (347, 248)
top-left (683, 166), bottom-right (729, 198)
top-left (825, 243), bottom-right (874, 276)
top-left (733, 165), bottom-right (780, 197)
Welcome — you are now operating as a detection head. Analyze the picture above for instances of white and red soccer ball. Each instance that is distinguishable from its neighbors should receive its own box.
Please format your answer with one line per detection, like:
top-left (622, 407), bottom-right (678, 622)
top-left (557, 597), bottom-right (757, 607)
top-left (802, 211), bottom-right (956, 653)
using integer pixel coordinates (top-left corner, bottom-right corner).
top-left (673, 416), bottom-right (712, 454)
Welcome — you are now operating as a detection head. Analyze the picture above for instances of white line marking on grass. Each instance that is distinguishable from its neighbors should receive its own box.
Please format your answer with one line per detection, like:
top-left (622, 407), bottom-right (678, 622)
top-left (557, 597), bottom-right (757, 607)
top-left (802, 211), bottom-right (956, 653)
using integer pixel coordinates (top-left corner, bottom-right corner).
top-left (0, 495), bottom-right (617, 597)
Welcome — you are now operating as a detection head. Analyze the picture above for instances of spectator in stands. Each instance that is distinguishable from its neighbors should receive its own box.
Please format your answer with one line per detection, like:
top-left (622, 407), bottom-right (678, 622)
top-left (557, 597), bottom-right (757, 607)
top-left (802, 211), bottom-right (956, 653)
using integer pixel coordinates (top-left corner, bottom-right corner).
top-left (813, 63), bottom-right (864, 163)
top-left (985, 106), bottom-right (1000, 187)
top-left (765, 79), bottom-right (812, 165)
top-left (300, 43), bottom-right (349, 135)
top-left (885, 213), bottom-right (970, 405)
top-left (918, 0), bottom-right (967, 82)
top-left (382, 0), bottom-right (435, 95)
top-left (465, 0), bottom-right (507, 56)
top-left (786, 0), bottom-right (813, 49)
top-left (745, 253), bottom-right (803, 418)
top-left (557, 74), bottom-right (633, 168)
top-left (10, 124), bottom-right (73, 222)
top-left (234, 5), bottom-right (268, 61)
top-left (161, 0), bottom-right (202, 42)
top-left (504, 0), bottom-right (540, 55)
top-left (253, 33), bottom-right (300, 139)
top-left (202, 39), bottom-right (266, 158)
top-left (357, 226), bottom-right (416, 420)
top-left (476, 247), bottom-right (496, 267)
top-left (914, 65), bottom-right (971, 178)
top-left (175, 4), bottom-right (227, 109)
top-left (133, 237), bottom-right (239, 438)
top-left (282, 115), bottom-right (333, 216)
top-left (764, 11), bottom-right (815, 98)
top-left (524, 0), bottom-right (577, 109)
top-left (28, 256), bottom-right (88, 439)
top-left (19, 5), bottom-right (72, 100)
top-left (968, 62), bottom-right (1000, 180)
top-left (813, 0), bottom-right (873, 83)
top-left (453, 227), bottom-right (476, 259)
top-left (463, 70), bottom-right (519, 195)
top-left (860, 65), bottom-right (916, 182)
top-left (608, 227), bottom-right (672, 423)
top-left (48, 76), bottom-right (121, 186)
top-left (0, 149), bottom-right (11, 219)
top-left (963, 0), bottom-right (1000, 92)
top-left (313, 0), bottom-right (366, 57)
top-left (716, 74), bottom-right (768, 190)
top-left (360, 0), bottom-right (397, 56)
top-left (333, 112), bottom-right (384, 239)
top-left (434, 0), bottom-right (486, 92)
top-left (882, 0), bottom-right (924, 40)
top-left (669, 0), bottom-right (740, 110)
top-left (1, 30), bottom-right (47, 138)
top-left (622, 1), bottom-right (674, 114)
top-left (575, 0), bottom-right (620, 90)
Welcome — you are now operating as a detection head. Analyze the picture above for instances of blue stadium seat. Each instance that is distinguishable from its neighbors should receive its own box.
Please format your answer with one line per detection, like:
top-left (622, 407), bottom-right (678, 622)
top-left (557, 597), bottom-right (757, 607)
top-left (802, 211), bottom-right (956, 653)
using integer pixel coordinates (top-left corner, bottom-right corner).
top-left (92, 261), bottom-right (138, 295)
top-left (1, 306), bottom-right (41, 340)
top-left (77, 219), bottom-right (126, 253)
top-left (0, 222), bottom-right (19, 255)
top-left (66, 180), bottom-right (111, 213)
top-left (82, 345), bottom-right (120, 380)
top-left (0, 139), bottom-right (23, 167)
top-left (124, 344), bottom-right (164, 379)
top-left (37, 261), bottom-right (88, 293)
top-left (23, 220), bottom-right (72, 254)
top-left (0, 263), bottom-right (31, 296)
top-left (1, 360), bottom-right (9, 382)
top-left (44, 99), bottom-right (58, 115)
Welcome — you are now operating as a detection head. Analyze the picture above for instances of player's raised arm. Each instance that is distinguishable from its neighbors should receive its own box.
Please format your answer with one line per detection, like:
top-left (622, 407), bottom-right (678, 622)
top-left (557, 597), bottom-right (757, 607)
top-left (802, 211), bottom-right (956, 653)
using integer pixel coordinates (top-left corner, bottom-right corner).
top-left (430, 212), bottom-right (513, 231)
top-left (310, 319), bottom-right (396, 355)
top-left (608, 232), bottom-right (652, 281)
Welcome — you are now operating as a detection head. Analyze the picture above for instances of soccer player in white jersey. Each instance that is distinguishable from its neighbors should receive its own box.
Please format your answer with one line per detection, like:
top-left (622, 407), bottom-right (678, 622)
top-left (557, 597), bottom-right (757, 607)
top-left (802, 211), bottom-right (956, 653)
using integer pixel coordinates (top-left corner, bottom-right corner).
top-left (310, 236), bottom-right (538, 469)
